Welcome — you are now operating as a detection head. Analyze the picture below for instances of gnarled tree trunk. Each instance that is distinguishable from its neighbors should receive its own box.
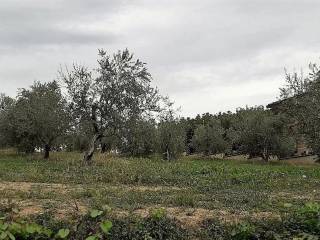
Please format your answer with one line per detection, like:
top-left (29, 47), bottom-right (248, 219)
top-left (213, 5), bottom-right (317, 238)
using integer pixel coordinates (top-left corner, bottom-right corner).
top-left (83, 104), bottom-right (103, 164)
top-left (163, 144), bottom-right (171, 161)
top-left (83, 133), bottom-right (102, 164)
top-left (101, 142), bottom-right (107, 153)
top-left (262, 148), bottom-right (270, 162)
top-left (44, 144), bottom-right (51, 159)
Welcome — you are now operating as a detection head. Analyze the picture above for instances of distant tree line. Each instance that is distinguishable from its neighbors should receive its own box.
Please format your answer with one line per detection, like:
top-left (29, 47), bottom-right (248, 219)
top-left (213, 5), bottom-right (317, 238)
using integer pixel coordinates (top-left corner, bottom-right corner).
top-left (180, 107), bottom-right (296, 161)
top-left (0, 49), bottom-right (319, 162)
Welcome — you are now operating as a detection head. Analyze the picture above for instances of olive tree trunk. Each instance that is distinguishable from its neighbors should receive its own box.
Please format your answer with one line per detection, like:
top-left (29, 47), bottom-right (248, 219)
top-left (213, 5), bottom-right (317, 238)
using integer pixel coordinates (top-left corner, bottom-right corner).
top-left (44, 144), bottom-right (51, 159)
top-left (83, 104), bottom-right (104, 164)
top-left (262, 148), bottom-right (270, 162)
top-left (101, 142), bottom-right (107, 153)
top-left (83, 133), bottom-right (102, 164)
top-left (163, 144), bottom-right (171, 161)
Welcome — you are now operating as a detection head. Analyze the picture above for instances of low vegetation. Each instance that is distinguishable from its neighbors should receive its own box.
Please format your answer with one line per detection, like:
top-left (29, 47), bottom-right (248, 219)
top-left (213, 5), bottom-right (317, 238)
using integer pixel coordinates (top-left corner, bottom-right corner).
top-left (0, 150), bottom-right (319, 239)
top-left (0, 203), bottom-right (319, 239)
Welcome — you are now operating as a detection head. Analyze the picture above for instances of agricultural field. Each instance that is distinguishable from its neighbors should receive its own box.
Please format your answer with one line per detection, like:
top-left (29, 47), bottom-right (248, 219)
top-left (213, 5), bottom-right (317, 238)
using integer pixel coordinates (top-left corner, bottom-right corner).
top-left (0, 149), bottom-right (319, 239)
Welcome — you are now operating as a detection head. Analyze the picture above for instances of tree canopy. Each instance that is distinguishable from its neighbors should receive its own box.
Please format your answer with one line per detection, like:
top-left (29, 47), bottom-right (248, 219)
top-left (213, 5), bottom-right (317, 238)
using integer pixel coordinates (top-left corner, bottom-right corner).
top-left (192, 119), bottom-right (228, 155)
top-left (0, 81), bottom-right (70, 158)
top-left (61, 49), bottom-right (163, 162)
top-left (233, 107), bottom-right (295, 161)
top-left (279, 64), bottom-right (320, 157)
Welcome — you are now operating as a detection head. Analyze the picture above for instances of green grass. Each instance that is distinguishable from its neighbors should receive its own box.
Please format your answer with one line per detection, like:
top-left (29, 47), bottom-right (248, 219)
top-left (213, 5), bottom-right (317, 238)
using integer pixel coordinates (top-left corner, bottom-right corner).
top-left (0, 150), bottom-right (319, 217)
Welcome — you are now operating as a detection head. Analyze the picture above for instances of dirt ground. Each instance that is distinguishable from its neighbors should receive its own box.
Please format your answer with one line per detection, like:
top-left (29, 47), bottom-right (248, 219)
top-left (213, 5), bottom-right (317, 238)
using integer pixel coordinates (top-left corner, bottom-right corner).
top-left (225, 154), bottom-right (318, 165)
top-left (0, 181), bottom-right (283, 228)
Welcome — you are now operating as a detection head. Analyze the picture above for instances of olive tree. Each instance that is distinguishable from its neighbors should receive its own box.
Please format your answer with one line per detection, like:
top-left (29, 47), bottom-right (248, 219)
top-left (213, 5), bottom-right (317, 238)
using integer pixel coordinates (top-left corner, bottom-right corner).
top-left (279, 64), bottom-right (320, 157)
top-left (234, 107), bottom-right (295, 161)
top-left (15, 81), bottom-right (70, 158)
top-left (192, 119), bottom-right (228, 155)
top-left (156, 101), bottom-right (185, 160)
top-left (65, 119), bottom-right (92, 152)
top-left (0, 94), bottom-right (15, 148)
top-left (119, 119), bottom-right (157, 157)
top-left (61, 49), bottom-right (162, 163)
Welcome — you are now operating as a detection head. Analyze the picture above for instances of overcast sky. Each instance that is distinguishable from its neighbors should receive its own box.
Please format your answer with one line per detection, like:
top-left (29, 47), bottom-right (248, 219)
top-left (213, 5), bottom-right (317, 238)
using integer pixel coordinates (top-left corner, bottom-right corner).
top-left (1, 0), bottom-right (320, 117)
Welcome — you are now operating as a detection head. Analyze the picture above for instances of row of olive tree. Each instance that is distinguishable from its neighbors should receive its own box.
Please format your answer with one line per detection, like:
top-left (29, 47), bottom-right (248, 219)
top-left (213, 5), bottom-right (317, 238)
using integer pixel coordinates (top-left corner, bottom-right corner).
top-left (0, 49), bottom-right (185, 162)
top-left (183, 107), bottom-right (296, 162)
top-left (0, 85), bottom-right (297, 163)
top-left (1, 50), bottom-right (319, 162)
top-left (184, 61), bottom-right (320, 161)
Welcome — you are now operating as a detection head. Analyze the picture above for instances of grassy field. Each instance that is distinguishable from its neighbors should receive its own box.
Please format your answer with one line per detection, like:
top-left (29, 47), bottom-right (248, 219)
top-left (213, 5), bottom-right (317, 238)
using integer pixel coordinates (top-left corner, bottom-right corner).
top-left (0, 150), bottom-right (319, 239)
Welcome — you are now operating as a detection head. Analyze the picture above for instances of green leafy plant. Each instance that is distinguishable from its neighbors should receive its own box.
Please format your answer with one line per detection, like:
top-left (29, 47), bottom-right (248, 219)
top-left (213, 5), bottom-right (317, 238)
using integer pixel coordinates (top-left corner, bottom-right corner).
top-left (85, 235), bottom-right (100, 240)
top-left (90, 210), bottom-right (103, 219)
top-left (100, 220), bottom-right (112, 234)
top-left (55, 228), bottom-right (70, 239)
top-left (150, 208), bottom-right (166, 220)
top-left (230, 222), bottom-right (256, 240)
top-left (294, 202), bottom-right (320, 234)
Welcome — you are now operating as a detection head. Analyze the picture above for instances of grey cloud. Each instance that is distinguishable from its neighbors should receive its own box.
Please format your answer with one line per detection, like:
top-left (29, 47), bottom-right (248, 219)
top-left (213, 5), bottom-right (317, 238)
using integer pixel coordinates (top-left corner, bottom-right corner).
top-left (127, 0), bottom-right (320, 67)
top-left (0, 0), bottom-right (129, 47)
top-left (0, 26), bottom-right (118, 46)
top-left (1, 0), bottom-right (320, 116)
